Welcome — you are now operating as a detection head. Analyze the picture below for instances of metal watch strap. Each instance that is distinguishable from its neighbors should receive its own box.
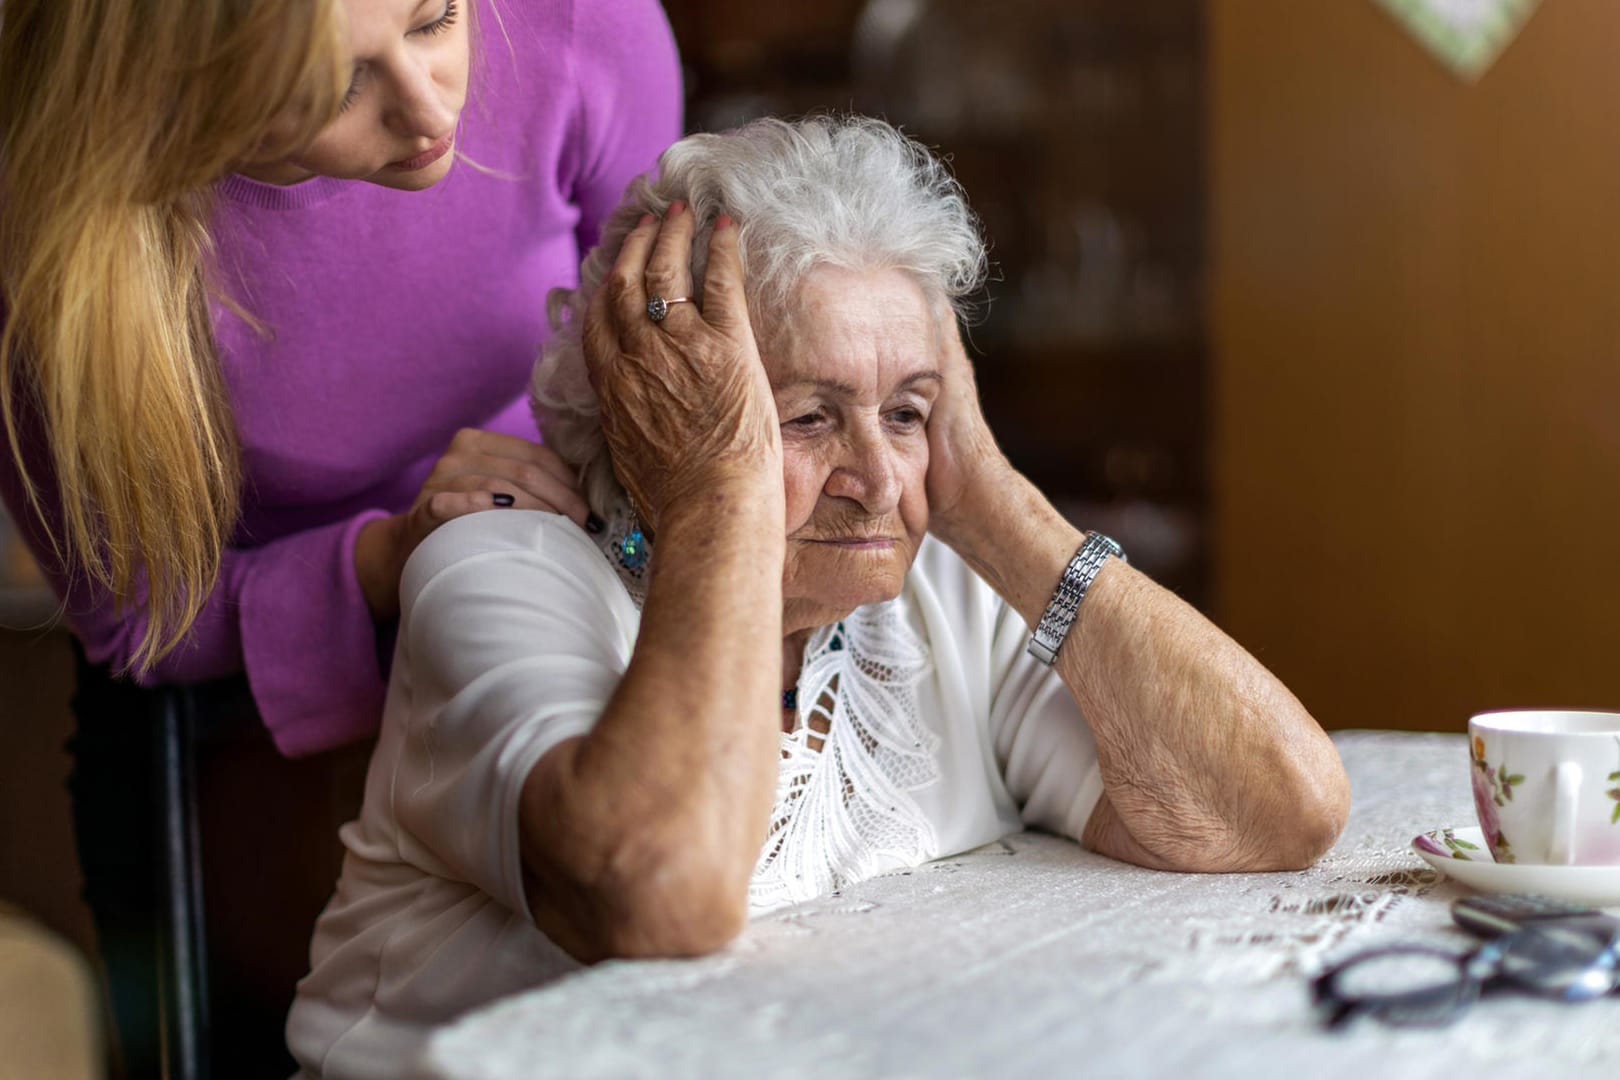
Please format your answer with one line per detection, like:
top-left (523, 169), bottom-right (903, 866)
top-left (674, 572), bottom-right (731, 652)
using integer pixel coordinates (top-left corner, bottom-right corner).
top-left (1026, 532), bottom-right (1124, 666)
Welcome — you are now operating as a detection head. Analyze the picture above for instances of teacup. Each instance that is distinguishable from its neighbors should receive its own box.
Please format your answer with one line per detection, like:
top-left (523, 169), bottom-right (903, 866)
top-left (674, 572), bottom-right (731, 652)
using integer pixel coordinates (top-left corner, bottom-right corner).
top-left (1468, 710), bottom-right (1620, 865)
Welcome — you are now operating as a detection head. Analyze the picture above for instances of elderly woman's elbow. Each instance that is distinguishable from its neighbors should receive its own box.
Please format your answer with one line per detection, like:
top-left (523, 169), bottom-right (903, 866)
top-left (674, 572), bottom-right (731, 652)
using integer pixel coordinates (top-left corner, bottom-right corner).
top-left (1183, 759), bottom-right (1348, 873)
top-left (600, 894), bottom-right (748, 960)
top-left (591, 850), bottom-right (751, 960)
top-left (1253, 761), bottom-right (1351, 871)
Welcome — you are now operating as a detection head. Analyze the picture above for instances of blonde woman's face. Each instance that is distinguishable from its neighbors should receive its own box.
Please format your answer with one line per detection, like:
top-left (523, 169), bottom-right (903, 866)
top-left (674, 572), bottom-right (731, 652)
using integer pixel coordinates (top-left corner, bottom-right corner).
top-left (244, 0), bottom-right (470, 190)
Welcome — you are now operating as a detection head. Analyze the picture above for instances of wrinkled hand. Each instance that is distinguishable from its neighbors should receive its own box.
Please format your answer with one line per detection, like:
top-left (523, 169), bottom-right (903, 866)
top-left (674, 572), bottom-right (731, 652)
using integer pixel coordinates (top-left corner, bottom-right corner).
top-left (355, 430), bottom-right (589, 619)
top-left (925, 310), bottom-right (1011, 544)
top-left (582, 203), bottom-right (782, 528)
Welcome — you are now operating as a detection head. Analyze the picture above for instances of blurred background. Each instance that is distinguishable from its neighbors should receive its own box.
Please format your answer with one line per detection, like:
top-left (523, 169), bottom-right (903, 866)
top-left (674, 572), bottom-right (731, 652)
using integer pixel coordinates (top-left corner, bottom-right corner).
top-left (3, 0), bottom-right (1620, 1061)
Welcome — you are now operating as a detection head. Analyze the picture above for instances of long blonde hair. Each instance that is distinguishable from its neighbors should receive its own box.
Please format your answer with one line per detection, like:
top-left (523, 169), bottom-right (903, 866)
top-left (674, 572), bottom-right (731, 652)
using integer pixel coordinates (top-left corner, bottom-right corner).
top-left (0, 0), bottom-right (347, 672)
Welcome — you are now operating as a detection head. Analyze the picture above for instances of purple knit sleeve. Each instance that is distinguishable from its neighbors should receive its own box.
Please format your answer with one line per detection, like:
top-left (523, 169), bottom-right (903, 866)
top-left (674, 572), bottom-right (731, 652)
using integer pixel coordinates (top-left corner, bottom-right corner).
top-left (0, 436), bottom-right (386, 757)
top-left (230, 511), bottom-right (391, 756)
top-left (567, 0), bottom-right (683, 252)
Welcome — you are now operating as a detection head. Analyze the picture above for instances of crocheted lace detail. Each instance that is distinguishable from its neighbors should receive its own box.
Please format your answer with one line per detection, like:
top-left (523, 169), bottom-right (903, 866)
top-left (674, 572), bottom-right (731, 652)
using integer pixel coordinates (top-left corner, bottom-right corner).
top-left (749, 598), bottom-right (941, 913)
top-left (589, 503), bottom-right (942, 910)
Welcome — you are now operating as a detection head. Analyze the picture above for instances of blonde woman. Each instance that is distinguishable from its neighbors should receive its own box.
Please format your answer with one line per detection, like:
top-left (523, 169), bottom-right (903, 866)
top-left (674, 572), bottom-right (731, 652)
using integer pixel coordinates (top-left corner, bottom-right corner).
top-left (0, 0), bottom-right (677, 1074)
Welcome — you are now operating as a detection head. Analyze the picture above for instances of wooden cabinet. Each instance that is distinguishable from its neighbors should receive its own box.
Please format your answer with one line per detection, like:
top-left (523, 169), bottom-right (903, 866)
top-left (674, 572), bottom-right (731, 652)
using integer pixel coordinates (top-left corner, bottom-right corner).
top-left (668, 0), bottom-right (1211, 599)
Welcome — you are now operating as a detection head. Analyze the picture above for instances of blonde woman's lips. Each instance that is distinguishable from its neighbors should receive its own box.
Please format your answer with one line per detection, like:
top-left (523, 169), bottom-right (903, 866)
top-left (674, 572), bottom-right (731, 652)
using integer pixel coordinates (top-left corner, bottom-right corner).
top-left (388, 133), bottom-right (454, 172)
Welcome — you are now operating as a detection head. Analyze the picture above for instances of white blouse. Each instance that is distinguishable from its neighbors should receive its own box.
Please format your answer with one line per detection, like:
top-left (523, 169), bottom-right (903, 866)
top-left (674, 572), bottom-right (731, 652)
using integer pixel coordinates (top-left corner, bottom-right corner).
top-left (286, 509), bottom-right (1104, 1079)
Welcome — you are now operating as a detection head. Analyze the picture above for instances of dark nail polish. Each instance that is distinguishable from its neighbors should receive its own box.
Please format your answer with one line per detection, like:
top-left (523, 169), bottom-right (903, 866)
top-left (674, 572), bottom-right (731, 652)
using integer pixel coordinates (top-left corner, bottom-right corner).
top-left (585, 513), bottom-right (605, 534)
top-left (492, 493), bottom-right (515, 507)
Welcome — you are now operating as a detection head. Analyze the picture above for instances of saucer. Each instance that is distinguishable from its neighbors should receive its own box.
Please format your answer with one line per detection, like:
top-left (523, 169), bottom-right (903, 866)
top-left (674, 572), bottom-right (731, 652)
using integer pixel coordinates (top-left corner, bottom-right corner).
top-left (1411, 826), bottom-right (1620, 907)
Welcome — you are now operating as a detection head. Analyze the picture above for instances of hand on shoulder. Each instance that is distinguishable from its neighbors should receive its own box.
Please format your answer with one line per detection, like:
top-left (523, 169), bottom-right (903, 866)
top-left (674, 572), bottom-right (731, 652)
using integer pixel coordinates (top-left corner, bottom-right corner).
top-left (355, 430), bottom-right (590, 620)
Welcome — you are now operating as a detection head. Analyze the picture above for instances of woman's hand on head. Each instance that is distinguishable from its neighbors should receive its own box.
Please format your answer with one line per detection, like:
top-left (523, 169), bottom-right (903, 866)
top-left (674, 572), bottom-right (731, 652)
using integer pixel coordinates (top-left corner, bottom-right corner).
top-left (924, 310), bottom-right (1012, 544)
top-left (355, 430), bottom-right (591, 620)
top-left (582, 204), bottom-right (783, 528)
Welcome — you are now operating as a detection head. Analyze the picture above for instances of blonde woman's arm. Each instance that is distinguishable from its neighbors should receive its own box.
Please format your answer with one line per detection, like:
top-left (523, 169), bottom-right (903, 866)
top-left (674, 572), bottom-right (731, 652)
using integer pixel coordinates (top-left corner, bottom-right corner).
top-left (0, 442), bottom-right (392, 755)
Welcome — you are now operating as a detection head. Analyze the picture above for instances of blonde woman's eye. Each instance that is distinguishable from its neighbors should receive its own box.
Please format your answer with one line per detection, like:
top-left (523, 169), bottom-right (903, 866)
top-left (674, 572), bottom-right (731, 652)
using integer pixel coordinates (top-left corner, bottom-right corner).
top-left (415, 0), bottom-right (460, 36)
top-left (339, 73), bottom-right (364, 113)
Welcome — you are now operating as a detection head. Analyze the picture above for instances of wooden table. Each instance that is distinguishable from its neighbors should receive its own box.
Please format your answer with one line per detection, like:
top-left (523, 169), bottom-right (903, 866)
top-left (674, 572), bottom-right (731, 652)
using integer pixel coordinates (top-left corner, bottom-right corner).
top-left (415, 731), bottom-right (1620, 1079)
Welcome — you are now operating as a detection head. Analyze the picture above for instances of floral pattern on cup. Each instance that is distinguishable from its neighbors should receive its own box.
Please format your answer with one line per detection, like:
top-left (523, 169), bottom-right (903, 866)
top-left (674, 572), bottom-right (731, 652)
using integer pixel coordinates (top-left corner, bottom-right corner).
top-left (1414, 828), bottom-right (1483, 861)
top-left (1470, 734), bottom-right (1521, 863)
top-left (1608, 737), bottom-right (1620, 825)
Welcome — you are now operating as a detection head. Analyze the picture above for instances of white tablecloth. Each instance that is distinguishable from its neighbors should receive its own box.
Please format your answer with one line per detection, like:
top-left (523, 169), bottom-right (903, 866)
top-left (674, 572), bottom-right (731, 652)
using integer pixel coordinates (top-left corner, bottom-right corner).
top-left (416, 731), bottom-right (1620, 1079)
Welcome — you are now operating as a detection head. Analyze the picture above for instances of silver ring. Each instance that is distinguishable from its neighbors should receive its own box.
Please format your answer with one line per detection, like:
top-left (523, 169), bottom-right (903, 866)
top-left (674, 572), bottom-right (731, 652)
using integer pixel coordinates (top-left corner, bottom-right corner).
top-left (646, 295), bottom-right (693, 322)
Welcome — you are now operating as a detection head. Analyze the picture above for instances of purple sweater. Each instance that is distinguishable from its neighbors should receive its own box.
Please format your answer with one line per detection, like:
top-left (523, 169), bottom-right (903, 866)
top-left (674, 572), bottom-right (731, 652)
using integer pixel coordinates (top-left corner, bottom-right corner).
top-left (0, 0), bottom-right (680, 757)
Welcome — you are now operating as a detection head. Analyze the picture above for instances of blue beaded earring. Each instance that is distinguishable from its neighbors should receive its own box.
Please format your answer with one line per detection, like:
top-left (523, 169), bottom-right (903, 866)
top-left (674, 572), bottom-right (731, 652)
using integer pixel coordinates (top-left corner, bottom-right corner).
top-left (617, 496), bottom-right (648, 572)
top-left (618, 521), bottom-right (647, 571)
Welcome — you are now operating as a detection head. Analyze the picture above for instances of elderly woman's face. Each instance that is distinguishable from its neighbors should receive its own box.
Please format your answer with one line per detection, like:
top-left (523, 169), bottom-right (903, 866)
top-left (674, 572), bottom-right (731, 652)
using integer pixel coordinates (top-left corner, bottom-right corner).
top-left (766, 267), bottom-right (940, 632)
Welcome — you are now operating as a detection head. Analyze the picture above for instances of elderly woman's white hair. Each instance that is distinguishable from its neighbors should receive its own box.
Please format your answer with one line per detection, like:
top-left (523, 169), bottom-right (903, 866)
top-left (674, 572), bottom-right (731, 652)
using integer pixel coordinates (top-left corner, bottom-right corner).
top-left (532, 114), bottom-right (989, 518)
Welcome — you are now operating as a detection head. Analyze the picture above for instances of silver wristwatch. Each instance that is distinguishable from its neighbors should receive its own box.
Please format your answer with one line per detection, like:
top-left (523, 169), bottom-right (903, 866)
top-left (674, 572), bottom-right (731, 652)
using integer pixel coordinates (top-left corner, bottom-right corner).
top-left (1026, 532), bottom-right (1125, 666)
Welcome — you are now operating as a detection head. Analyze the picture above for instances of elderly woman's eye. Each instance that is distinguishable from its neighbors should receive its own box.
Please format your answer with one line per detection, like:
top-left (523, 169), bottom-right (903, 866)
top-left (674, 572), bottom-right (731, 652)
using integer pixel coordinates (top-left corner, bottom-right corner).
top-left (787, 411), bottom-right (827, 429)
top-left (888, 407), bottom-right (926, 427)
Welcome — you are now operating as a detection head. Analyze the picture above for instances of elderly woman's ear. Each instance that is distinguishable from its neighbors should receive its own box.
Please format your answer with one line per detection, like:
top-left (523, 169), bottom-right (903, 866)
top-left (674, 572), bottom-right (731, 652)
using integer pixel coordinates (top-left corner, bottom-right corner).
top-left (582, 204), bottom-right (781, 530)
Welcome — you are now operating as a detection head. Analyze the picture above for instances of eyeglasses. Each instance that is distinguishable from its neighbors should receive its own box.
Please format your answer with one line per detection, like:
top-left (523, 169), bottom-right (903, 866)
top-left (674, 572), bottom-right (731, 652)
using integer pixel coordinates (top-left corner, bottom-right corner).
top-left (1312, 916), bottom-right (1620, 1029)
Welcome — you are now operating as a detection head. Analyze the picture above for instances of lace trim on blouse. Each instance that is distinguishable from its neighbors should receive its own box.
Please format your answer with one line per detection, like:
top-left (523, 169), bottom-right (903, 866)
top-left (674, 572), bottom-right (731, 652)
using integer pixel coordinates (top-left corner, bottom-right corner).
top-left (589, 502), bottom-right (943, 913)
top-left (750, 601), bottom-right (941, 913)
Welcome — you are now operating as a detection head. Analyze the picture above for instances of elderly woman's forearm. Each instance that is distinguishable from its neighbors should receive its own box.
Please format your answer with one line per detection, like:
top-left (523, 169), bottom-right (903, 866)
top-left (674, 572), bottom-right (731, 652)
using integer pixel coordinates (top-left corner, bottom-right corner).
top-left (518, 480), bottom-right (785, 959)
top-left (1065, 570), bottom-right (1349, 870)
top-left (941, 471), bottom-right (1348, 870)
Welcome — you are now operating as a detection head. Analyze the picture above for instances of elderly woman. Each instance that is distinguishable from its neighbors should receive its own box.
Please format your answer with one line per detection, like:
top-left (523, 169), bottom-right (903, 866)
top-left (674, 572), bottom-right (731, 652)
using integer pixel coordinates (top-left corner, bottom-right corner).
top-left (286, 116), bottom-right (1348, 1078)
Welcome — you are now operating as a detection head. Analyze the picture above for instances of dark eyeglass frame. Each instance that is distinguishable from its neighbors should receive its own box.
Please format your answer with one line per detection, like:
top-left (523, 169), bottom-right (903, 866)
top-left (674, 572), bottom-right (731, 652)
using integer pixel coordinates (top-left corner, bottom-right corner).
top-left (1312, 918), bottom-right (1620, 1029)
